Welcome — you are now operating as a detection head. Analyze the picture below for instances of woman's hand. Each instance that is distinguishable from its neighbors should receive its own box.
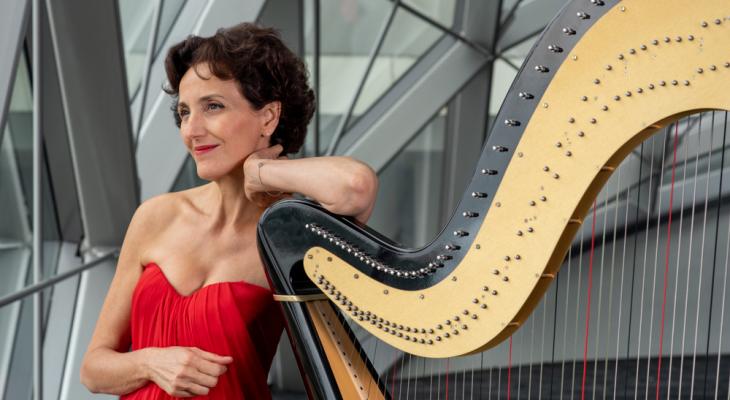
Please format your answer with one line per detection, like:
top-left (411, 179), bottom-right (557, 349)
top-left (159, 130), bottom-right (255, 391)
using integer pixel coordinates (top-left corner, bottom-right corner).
top-left (243, 144), bottom-right (289, 207)
top-left (145, 346), bottom-right (233, 397)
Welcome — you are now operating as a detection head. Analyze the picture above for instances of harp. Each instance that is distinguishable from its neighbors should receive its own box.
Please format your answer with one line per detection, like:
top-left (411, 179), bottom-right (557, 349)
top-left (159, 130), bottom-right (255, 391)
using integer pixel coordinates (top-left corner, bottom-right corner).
top-left (257, 0), bottom-right (730, 398)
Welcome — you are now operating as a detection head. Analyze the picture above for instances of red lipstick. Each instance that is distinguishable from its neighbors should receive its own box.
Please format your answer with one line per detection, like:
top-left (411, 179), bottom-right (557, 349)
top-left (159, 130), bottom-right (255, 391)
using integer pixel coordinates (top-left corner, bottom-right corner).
top-left (194, 144), bottom-right (218, 155)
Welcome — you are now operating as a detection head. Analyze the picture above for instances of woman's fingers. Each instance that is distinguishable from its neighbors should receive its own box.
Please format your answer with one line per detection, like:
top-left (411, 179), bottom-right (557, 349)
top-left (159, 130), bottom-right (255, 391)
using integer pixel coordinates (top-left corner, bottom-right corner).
top-left (171, 389), bottom-right (196, 398)
top-left (174, 381), bottom-right (211, 397)
top-left (194, 357), bottom-right (228, 378)
top-left (190, 347), bottom-right (233, 364)
top-left (188, 367), bottom-right (220, 388)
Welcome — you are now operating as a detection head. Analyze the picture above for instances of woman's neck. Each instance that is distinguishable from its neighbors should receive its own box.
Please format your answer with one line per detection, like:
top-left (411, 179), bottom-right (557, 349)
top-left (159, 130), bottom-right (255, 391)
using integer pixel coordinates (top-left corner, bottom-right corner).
top-left (207, 169), bottom-right (263, 232)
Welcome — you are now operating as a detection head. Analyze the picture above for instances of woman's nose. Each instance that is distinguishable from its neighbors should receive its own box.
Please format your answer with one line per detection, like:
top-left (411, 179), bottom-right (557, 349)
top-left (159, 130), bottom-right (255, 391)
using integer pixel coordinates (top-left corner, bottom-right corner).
top-left (181, 111), bottom-right (206, 139)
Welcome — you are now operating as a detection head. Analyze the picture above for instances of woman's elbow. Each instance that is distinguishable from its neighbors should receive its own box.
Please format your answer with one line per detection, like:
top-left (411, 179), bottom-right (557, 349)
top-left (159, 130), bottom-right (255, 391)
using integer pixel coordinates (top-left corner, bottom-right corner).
top-left (80, 354), bottom-right (100, 393)
top-left (323, 161), bottom-right (378, 217)
top-left (349, 164), bottom-right (378, 199)
top-left (344, 164), bottom-right (378, 215)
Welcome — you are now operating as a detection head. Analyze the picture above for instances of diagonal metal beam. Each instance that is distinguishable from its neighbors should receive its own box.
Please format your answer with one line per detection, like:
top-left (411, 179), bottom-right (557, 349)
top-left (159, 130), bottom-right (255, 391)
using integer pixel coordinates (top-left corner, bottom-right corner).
top-left (393, 0), bottom-right (492, 58)
top-left (343, 38), bottom-right (492, 172)
top-left (325, 0), bottom-right (400, 156)
top-left (45, 0), bottom-right (138, 248)
top-left (0, 0), bottom-right (30, 142)
top-left (496, 0), bottom-right (567, 53)
top-left (39, 0), bottom-right (82, 243)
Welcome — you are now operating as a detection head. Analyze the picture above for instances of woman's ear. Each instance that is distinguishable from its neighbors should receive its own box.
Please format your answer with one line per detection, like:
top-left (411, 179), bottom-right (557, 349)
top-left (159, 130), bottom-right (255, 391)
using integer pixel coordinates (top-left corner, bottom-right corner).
top-left (261, 101), bottom-right (282, 137)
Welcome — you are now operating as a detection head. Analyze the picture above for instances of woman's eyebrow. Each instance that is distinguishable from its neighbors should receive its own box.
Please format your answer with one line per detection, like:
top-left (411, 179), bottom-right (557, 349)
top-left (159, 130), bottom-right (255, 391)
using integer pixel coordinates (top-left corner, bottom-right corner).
top-left (199, 94), bottom-right (225, 102)
top-left (177, 94), bottom-right (223, 109)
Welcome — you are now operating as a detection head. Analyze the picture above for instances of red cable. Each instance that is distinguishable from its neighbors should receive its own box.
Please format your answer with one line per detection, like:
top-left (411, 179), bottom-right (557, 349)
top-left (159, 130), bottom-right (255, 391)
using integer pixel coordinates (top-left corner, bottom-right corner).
top-left (581, 200), bottom-right (598, 400)
top-left (508, 336), bottom-right (513, 399)
top-left (656, 122), bottom-right (680, 399)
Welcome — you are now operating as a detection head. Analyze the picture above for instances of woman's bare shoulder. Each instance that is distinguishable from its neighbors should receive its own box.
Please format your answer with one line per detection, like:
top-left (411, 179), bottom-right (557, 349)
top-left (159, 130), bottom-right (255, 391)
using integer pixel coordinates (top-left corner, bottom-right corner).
top-left (132, 186), bottom-right (212, 239)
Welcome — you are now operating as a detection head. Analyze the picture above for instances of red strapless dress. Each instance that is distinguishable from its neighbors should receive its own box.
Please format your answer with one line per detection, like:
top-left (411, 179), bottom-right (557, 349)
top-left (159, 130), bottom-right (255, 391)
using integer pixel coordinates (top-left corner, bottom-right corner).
top-left (121, 262), bottom-right (284, 399)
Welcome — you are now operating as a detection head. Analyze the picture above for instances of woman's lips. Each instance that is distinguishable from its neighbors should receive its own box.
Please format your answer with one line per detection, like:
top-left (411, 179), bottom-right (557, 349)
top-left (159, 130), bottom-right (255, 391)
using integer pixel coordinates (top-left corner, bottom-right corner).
top-left (194, 144), bottom-right (218, 155)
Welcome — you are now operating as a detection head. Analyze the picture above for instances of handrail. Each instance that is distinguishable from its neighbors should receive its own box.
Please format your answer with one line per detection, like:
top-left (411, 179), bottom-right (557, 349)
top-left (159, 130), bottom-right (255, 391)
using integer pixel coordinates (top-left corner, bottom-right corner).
top-left (0, 250), bottom-right (119, 309)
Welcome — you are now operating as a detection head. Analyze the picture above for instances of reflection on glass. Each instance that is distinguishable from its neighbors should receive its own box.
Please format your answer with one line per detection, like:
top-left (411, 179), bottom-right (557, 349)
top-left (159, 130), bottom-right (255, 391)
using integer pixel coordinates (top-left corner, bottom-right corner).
top-left (118, 0), bottom-right (187, 101)
top-left (368, 107), bottom-right (447, 247)
top-left (302, 0), bottom-right (392, 155)
top-left (402, 0), bottom-right (456, 27)
top-left (350, 8), bottom-right (441, 123)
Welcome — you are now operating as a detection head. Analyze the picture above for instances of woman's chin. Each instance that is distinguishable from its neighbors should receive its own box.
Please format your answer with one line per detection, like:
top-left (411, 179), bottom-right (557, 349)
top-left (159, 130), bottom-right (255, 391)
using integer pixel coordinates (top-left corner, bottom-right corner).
top-left (196, 167), bottom-right (223, 182)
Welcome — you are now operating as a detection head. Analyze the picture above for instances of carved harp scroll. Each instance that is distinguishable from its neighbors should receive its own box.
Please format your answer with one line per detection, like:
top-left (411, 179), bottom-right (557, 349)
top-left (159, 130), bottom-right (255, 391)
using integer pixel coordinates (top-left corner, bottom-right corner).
top-left (257, 0), bottom-right (730, 398)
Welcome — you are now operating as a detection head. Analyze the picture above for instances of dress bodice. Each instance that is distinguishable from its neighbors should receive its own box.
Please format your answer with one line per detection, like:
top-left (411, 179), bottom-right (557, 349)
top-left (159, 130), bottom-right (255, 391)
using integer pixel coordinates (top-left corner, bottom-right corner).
top-left (120, 263), bottom-right (284, 399)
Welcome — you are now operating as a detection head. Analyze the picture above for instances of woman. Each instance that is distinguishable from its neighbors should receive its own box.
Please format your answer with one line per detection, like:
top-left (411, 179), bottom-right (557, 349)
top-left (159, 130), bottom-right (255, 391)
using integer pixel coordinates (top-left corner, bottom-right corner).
top-left (80, 23), bottom-right (378, 398)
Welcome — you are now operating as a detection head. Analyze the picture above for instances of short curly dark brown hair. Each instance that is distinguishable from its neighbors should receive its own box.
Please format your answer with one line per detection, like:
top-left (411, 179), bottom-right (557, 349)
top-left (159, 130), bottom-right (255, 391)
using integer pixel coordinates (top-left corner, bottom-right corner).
top-left (164, 22), bottom-right (315, 155)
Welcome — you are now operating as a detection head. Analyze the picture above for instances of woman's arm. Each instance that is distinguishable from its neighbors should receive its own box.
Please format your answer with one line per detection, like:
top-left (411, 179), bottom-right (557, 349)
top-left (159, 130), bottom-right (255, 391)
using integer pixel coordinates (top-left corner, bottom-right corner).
top-left (80, 197), bottom-right (159, 394)
top-left (80, 196), bottom-right (231, 396)
top-left (245, 145), bottom-right (379, 223)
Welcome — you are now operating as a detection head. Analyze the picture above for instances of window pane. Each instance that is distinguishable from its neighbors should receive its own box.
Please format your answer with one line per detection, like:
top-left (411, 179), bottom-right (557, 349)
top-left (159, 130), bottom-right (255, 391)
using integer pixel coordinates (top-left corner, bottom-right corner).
top-left (368, 106), bottom-right (447, 247)
top-left (303, 0), bottom-right (393, 154)
top-left (351, 8), bottom-right (442, 123)
top-left (402, 0), bottom-right (456, 28)
top-left (119, 0), bottom-right (187, 101)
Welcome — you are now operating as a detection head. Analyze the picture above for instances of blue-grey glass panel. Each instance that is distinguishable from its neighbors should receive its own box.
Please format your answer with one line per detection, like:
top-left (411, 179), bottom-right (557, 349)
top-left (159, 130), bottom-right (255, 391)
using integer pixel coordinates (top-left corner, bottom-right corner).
top-left (1, 49), bottom-right (61, 259)
top-left (119, 0), bottom-right (187, 101)
top-left (367, 106), bottom-right (447, 247)
top-left (0, 247), bottom-right (30, 397)
top-left (350, 8), bottom-right (442, 125)
top-left (402, 0), bottom-right (456, 28)
top-left (302, 0), bottom-right (392, 155)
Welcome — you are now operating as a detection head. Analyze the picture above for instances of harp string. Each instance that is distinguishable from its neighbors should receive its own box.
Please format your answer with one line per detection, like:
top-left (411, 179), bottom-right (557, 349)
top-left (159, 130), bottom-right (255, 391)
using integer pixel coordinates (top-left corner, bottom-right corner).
top-left (655, 120), bottom-right (681, 399)
top-left (713, 112), bottom-right (730, 399)
top-left (703, 111), bottom-right (725, 398)
top-left (528, 296), bottom-right (537, 398)
top-left (601, 146), bottom-right (622, 397)
top-left (620, 137), bottom-right (645, 400)
top-left (314, 111), bottom-right (729, 399)
top-left (480, 350), bottom-right (485, 400)
top-left (634, 128), bottom-right (659, 398)
top-left (405, 351), bottom-right (412, 399)
top-left (516, 318), bottom-right (521, 398)
top-left (539, 284), bottom-right (549, 400)
top-left (644, 125), bottom-right (670, 400)
top-left (612, 153), bottom-right (631, 398)
top-left (368, 333), bottom-right (378, 398)
top-left (580, 200), bottom-right (598, 400)
top-left (666, 116), bottom-right (692, 399)
top-left (508, 336), bottom-right (513, 399)
top-left (428, 352), bottom-right (434, 400)
top-left (560, 246), bottom-right (573, 398)
top-left (611, 154), bottom-right (628, 399)
top-left (445, 358), bottom-right (450, 399)
top-left (678, 112), bottom-right (703, 396)
top-left (691, 111), bottom-right (717, 398)
top-left (592, 162), bottom-right (612, 398)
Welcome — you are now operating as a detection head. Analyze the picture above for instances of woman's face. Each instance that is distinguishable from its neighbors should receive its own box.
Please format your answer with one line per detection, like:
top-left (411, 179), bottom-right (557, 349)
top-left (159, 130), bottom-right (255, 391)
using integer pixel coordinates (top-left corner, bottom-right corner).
top-left (177, 63), bottom-right (277, 181)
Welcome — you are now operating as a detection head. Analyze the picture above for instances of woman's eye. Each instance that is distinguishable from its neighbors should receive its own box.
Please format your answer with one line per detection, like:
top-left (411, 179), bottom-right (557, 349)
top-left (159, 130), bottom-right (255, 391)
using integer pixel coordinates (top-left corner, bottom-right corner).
top-left (207, 103), bottom-right (224, 111)
top-left (178, 109), bottom-right (189, 118)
